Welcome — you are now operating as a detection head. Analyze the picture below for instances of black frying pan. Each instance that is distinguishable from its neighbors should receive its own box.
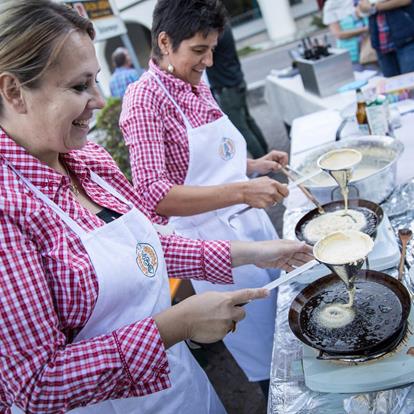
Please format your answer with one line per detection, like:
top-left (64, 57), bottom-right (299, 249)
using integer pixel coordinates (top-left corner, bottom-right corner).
top-left (295, 199), bottom-right (384, 246)
top-left (289, 270), bottom-right (411, 358)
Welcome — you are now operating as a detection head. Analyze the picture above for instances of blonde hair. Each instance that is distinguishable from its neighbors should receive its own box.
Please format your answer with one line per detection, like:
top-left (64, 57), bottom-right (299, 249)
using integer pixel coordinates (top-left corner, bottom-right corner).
top-left (0, 0), bottom-right (95, 115)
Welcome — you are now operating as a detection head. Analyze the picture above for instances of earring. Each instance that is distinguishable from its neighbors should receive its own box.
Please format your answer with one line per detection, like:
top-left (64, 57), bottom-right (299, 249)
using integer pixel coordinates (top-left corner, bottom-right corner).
top-left (167, 63), bottom-right (174, 73)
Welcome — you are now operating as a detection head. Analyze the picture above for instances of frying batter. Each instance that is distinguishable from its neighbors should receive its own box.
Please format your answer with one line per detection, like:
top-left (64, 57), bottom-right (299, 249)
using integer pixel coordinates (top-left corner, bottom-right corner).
top-left (316, 302), bottom-right (356, 329)
top-left (303, 209), bottom-right (367, 244)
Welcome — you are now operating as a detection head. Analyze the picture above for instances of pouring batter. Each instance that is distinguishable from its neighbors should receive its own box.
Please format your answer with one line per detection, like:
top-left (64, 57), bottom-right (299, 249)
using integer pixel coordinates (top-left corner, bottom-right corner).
top-left (317, 149), bottom-right (362, 212)
top-left (313, 231), bottom-right (374, 328)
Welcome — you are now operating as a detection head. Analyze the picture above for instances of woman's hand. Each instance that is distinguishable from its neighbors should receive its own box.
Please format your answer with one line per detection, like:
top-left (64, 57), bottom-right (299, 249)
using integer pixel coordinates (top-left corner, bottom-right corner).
top-left (242, 176), bottom-right (289, 208)
top-left (154, 288), bottom-right (269, 348)
top-left (247, 150), bottom-right (289, 176)
top-left (231, 239), bottom-right (313, 271)
top-left (358, 0), bottom-right (410, 14)
top-left (182, 288), bottom-right (268, 343)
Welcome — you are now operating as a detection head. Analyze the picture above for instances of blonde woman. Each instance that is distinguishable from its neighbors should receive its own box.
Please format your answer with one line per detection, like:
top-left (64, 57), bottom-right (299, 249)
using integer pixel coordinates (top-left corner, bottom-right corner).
top-left (0, 1), bottom-right (312, 412)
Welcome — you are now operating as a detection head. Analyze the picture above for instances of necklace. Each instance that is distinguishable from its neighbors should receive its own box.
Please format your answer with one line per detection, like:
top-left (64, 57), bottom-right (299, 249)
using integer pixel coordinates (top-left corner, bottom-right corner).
top-left (62, 161), bottom-right (80, 197)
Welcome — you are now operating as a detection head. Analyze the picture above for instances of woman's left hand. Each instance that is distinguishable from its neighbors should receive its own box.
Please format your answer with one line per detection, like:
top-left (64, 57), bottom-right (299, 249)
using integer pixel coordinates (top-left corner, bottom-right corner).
top-left (231, 239), bottom-right (313, 271)
top-left (247, 150), bottom-right (289, 176)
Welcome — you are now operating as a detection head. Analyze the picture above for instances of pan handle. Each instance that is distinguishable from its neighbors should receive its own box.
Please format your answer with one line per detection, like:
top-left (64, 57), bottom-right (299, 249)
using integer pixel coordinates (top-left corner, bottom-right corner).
top-left (316, 350), bottom-right (388, 362)
top-left (335, 118), bottom-right (347, 141)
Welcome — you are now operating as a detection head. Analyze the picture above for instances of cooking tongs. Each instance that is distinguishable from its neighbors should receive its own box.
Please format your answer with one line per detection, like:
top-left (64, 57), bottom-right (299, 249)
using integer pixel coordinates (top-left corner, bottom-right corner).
top-left (227, 166), bottom-right (323, 229)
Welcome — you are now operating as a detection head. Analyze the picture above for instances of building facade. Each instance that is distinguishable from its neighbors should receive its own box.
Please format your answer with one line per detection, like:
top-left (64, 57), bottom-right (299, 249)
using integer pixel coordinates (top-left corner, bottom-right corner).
top-left (96, 0), bottom-right (318, 95)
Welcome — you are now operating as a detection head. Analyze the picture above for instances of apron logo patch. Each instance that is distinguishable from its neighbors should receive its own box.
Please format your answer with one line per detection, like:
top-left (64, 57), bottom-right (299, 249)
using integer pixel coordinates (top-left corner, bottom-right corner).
top-left (218, 137), bottom-right (236, 161)
top-left (136, 243), bottom-right (158, 278)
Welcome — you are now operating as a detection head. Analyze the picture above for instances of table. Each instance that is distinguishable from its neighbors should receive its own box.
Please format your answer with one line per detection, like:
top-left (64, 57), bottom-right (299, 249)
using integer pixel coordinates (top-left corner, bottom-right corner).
top-left (264, 71), bottom-right (377, 126)
top-left (268, 112), bottom-right (414, 413)
top-left (285, 111), bottom-right (414, 211)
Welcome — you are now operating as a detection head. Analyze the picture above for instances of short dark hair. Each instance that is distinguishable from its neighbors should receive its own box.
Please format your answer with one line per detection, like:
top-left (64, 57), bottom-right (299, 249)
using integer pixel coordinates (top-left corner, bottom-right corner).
top-left (151, 0), bottom-right (227, 61)
top-left (112, 47), bottom-right (128, 68)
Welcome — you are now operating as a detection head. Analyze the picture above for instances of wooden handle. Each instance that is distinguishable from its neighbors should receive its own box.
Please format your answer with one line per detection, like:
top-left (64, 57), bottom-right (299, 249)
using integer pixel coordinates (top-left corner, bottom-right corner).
top-left (281, 168), bottom-right (325, 214)
top-left (398, 241), bottom-right (408, 281)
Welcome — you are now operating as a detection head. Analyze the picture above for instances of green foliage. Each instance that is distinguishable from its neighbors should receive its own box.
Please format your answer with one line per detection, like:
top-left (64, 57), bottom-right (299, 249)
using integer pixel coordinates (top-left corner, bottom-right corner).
top-left (311, 14), bottom-right (326, 30)
top-left (96, 97), bottom-right (132, 181)
top-left (237, 45), bottom-right (260, 57)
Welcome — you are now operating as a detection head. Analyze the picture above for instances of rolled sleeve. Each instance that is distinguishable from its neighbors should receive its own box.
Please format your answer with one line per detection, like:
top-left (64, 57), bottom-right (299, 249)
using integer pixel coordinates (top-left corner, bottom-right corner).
top-left (161, 234), bottom-right (233, 284)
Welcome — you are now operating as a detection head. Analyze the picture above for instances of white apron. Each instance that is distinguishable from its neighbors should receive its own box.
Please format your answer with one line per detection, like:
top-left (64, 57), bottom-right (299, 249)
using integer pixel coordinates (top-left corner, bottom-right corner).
top-left (7, 162), bottom-right (225, 414)
top-left (150, 72), bottom-right (280, 382)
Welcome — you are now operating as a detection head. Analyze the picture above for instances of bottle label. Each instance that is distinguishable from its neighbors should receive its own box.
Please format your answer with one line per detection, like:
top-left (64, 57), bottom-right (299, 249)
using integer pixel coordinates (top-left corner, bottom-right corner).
top-left (366, 104), bottom-right (389, 136)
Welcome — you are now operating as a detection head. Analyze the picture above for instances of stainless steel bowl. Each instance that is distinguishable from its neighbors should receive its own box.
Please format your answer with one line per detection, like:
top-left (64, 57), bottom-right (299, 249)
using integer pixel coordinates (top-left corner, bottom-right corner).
top-left (293, 136), bottom-right (404, 204)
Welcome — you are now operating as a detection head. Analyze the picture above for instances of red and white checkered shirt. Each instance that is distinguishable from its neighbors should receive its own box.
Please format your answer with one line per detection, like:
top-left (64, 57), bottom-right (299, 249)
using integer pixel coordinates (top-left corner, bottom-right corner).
top-left (0, 129), bottom-right (232, 413)
top-left (120, 60), bottom-right (223, 224)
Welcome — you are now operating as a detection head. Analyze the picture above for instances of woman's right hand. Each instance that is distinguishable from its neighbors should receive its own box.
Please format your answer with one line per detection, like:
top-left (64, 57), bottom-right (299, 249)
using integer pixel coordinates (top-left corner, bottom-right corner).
top-left (181, 289), bottom-right (269, 343)
top-left (154, 288), bottom-right (269, 348)
top-left (242, 176), bottom-right (289, 208)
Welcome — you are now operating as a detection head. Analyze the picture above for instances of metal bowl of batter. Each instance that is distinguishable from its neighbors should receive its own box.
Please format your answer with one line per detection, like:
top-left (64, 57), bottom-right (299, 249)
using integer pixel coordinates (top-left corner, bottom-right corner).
top-left (293, 136), bottom-right (404, 204)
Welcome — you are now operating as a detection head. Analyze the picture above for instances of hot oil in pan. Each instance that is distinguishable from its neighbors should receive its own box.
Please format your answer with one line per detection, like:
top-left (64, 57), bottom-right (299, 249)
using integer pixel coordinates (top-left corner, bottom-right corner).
top-left (300, 280), bottom-right (402, 352)
top-left (300, 206), bottom-right (377, 245)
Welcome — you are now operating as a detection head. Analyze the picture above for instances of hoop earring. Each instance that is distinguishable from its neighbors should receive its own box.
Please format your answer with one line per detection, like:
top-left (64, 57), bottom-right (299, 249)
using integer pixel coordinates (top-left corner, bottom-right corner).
top-left (167, 63), bottom-right (174, 73)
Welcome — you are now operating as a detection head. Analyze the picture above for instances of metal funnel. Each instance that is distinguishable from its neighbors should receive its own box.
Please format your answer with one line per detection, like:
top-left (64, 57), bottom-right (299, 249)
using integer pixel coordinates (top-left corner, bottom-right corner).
top-left (313, 231), bottom-right (374, 290)
top-left (317, 148), bottom-right (362, 192)
top-left (320, 259), bottom-right (366, 290)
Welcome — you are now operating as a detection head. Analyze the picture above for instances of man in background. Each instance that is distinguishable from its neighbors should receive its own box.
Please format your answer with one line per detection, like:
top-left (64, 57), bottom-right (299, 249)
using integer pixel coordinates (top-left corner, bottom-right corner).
top-left (110, 47), bottom-right (143, 98)
top-left (206, 24), bottom-right (269, 158)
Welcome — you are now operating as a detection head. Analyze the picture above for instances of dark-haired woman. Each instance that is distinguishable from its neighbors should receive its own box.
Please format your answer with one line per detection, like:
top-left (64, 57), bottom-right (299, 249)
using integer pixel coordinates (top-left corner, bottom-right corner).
top-left (120, 0), bottom-right (294, 393)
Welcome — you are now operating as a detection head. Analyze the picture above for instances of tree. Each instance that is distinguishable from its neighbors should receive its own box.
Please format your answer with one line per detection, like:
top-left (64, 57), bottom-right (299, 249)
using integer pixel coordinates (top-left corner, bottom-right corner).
top-left (95, 97), bottom-right (131, 181)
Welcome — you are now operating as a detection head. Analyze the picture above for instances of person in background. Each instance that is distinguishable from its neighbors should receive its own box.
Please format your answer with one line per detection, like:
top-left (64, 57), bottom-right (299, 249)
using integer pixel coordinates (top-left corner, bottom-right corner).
top-left (206, 23), bottom-right (269, 158)
top-left (0, 1), bottom-right (313, 412)
top-left (110, 47), bottom-right (143, 98)
top-left (317, 0), bottom-right (327, 10)
top-left (120, 0), bottom-right (295, 399)
top-left (323, 0), bottom-right (369, 63)
top-left (358, 0), bottom-right (414, 77)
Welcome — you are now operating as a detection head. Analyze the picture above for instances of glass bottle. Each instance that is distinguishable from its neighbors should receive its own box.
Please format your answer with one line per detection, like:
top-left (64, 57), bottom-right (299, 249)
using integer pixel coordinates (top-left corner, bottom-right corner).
top-left (356, 88), bottom-right (370, 135)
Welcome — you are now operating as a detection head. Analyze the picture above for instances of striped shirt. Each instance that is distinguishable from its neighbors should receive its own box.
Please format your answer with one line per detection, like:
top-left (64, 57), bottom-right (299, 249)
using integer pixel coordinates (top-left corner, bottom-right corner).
top-left (337, 14), bottom-right (367, 63)
top-left (0, 129), bottom-right (232, 412)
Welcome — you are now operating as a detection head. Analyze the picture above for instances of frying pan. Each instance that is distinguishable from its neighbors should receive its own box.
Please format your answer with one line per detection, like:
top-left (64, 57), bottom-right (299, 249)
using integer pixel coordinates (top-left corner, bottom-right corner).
top-left (295, 199), bottom-right (384, 246)
top-left (289, 270), bottom-right (411, 359)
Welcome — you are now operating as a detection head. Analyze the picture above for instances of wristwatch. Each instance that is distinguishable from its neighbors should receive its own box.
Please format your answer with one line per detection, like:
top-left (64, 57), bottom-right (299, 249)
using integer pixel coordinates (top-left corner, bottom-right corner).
top-left (369, 3), bottom-right (377, 15)
top-left (367, 0), bottom-right (378, 15)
